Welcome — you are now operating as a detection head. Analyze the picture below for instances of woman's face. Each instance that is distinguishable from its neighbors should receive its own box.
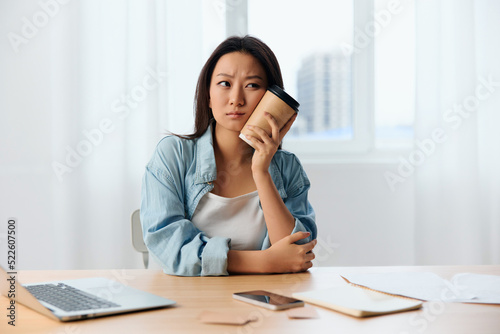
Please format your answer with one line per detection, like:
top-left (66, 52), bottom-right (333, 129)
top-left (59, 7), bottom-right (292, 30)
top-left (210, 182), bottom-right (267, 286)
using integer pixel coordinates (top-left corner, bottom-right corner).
top-left (209, 52), bottom-right (268, 134)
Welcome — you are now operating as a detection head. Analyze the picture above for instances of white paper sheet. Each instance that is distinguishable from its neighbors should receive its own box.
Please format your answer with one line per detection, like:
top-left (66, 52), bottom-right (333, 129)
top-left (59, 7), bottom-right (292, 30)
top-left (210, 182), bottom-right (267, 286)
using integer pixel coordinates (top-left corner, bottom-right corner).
top-left (342, 272), bottom-right (500, 304)
top-left (449, 273), bottom-right (500, 304)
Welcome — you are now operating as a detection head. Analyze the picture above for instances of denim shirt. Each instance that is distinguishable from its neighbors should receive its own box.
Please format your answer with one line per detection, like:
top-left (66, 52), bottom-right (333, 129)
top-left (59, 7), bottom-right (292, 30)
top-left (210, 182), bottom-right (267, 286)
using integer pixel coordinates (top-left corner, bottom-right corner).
top-left (140, 125), bottom-right (317, 276)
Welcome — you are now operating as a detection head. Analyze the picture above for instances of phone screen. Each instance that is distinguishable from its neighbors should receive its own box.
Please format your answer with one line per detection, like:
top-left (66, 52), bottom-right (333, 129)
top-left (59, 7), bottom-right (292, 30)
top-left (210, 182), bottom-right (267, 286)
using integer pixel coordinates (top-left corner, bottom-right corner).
top-left (233, 290), bottom-right (304, 310)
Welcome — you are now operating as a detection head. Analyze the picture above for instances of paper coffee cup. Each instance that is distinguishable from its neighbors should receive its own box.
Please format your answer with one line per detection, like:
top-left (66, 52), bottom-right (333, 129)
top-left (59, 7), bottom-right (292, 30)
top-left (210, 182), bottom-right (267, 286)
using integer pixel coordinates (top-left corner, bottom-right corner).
top-left (239, 85), bottom-right (299, 147)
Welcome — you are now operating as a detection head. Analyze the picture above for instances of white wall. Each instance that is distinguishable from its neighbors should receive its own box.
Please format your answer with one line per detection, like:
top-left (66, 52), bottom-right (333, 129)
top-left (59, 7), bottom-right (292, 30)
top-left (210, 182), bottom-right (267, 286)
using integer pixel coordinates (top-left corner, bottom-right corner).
top-left (305, 163), bottom-right (415, 268)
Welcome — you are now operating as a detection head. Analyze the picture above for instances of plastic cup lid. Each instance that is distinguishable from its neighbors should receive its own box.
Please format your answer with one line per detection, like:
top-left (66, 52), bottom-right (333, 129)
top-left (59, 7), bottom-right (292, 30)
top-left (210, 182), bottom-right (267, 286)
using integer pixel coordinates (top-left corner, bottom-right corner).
top-left (267, 85), bottom-right (300, 112)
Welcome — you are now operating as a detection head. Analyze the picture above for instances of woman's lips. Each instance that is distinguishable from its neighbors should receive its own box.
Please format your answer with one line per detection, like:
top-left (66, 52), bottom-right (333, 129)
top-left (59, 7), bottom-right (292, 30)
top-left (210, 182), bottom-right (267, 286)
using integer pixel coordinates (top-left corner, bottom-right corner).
top-left (226, 112), bottom-right (246, 119)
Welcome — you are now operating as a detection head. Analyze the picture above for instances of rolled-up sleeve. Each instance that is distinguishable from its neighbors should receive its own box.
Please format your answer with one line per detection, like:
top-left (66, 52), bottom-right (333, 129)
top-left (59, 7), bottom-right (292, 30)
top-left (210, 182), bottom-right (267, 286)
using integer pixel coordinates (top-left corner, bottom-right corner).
top-left (286, 187), bottom-right (316, 245)
top-left (285, 154), bottom-right (317, 244)
top-left (141, 157), bottom-right (230, 276)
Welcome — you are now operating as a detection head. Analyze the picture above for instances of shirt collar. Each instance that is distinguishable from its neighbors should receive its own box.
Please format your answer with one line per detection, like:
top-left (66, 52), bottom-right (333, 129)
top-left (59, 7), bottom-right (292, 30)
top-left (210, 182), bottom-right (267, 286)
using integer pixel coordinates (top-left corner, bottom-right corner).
top-left (193, 121), bottom-right (287, 199)
top-left (194, 122), bottom-right (217, 185)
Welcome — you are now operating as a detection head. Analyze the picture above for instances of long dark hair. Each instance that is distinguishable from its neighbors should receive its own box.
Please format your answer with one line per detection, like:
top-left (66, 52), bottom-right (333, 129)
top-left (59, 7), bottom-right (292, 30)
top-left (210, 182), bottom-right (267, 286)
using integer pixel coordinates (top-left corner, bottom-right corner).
top-left (182, 35), bottom-right (284, 139)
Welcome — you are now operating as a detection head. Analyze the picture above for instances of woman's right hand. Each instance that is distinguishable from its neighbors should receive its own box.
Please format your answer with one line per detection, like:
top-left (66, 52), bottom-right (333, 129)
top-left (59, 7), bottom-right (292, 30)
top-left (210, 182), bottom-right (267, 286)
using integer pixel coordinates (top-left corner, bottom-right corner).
top-left (264, 231), bottom-right (317, 273)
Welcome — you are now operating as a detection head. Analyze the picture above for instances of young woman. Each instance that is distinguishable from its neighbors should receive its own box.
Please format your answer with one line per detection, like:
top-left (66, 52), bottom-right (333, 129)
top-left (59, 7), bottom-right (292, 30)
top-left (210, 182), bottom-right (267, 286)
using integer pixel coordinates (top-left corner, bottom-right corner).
top-left (141, 36), bottom-right (317, 276)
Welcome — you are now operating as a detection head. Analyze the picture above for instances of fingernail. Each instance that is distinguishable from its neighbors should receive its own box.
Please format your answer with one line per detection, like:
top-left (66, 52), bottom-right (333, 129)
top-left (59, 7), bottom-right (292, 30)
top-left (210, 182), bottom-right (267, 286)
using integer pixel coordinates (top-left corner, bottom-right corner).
top-left (246, 125), bottom-right (253, 129)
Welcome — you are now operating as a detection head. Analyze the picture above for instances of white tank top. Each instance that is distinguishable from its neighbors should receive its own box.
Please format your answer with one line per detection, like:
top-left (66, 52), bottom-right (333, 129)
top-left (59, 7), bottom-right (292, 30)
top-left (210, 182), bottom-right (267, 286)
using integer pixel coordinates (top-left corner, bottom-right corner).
top-left (191, 191), bottom-right (267, 250)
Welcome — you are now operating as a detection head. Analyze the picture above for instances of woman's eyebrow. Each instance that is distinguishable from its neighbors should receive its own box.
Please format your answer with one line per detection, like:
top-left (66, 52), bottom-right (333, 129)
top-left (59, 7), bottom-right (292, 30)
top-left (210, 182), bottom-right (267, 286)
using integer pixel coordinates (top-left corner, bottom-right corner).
top-left (216, 73), bottom-right (264, 80)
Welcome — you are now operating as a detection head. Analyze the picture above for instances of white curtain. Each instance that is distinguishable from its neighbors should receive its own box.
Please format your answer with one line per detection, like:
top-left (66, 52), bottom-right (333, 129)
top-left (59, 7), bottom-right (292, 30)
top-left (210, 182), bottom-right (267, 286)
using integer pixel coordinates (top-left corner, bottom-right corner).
top-left (0, 0), bottom-right (222, 270)
top-left (19, 0), bottom-right (170, 269)
top-left (414, 0), bottom-right (500, 264)
top-left (48, 0), bottom-right (169, 269)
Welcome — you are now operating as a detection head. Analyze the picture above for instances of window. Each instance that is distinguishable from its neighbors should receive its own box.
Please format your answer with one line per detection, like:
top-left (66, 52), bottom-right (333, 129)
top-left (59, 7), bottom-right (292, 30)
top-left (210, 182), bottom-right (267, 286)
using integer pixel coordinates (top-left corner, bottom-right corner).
top-left (247, 0), bottom-right (360, 157)
top-left (226, 0), bottom-right (415, 159)
top-left (374, 0), bottom-right (415, 149)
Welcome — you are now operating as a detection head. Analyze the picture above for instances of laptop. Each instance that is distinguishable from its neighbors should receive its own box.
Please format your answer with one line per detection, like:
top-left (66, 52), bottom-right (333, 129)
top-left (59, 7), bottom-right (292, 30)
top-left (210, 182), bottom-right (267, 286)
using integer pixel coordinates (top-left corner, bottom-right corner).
top-left (0, 265), bottom-right (175, 321)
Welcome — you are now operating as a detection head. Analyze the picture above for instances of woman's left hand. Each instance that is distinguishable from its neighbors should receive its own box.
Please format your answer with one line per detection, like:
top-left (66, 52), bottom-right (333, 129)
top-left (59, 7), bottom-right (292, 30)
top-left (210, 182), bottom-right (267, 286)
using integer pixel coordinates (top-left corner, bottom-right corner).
top-left (244, 112), bottom-right (297, 175)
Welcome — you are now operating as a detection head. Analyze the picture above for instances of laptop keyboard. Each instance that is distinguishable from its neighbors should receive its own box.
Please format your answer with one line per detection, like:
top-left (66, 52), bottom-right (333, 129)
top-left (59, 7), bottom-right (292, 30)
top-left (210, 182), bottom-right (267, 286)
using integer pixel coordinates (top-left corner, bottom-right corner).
top-left (26, 283), bottom-right (120, 312)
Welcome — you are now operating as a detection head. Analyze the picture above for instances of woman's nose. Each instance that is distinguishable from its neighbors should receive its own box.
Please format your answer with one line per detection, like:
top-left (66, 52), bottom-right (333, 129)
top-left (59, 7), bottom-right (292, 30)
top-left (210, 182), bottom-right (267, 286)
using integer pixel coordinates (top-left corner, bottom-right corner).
top-left (229, 87), bottom-right (245, 106)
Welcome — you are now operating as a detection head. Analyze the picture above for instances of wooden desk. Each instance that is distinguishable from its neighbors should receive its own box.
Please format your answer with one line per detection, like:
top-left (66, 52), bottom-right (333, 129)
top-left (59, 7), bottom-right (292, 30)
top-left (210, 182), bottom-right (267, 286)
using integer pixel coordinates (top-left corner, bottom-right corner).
top-left (1, 266), bottom-right (499, 333)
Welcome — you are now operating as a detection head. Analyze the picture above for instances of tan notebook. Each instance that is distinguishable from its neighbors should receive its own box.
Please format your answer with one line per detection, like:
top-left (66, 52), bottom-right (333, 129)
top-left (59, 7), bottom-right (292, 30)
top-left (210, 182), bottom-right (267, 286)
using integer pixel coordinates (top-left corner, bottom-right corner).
top-left (293, 277), bottom-right (422, 318)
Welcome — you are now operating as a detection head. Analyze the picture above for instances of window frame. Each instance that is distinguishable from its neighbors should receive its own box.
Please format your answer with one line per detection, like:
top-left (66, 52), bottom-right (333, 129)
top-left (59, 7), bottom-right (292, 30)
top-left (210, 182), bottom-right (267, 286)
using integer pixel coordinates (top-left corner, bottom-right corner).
top-left (225, 0), bottom-right (412, 162)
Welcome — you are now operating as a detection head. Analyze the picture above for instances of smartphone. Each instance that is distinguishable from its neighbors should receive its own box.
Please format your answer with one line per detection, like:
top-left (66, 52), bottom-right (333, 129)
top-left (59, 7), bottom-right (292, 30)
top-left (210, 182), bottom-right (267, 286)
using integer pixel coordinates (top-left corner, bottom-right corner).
top-left (233, 290), bottom-right (304, 310)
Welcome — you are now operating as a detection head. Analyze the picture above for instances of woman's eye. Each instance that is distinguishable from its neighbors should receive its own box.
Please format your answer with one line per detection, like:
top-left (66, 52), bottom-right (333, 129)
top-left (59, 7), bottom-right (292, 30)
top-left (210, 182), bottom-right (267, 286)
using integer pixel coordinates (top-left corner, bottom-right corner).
top-left (218, 81), bottom-right (230, 87)
top-left (247, 83), bottom-right (260, 88)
